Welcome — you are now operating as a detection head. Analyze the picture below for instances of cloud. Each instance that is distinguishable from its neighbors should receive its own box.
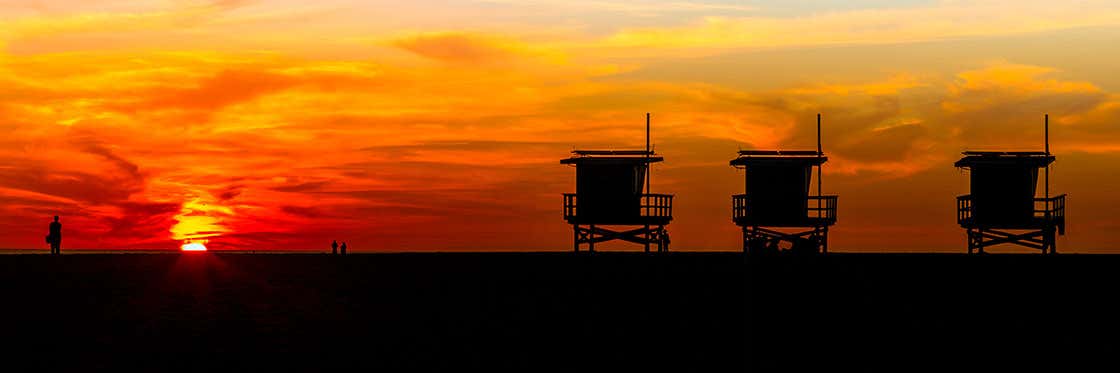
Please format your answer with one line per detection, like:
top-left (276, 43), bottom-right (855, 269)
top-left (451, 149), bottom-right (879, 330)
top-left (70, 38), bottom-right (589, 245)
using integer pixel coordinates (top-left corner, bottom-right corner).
top-left (0, 143), bottom-right (146, 205)
top-left (833, 123), bottom-right (930, 162)
top-left (99, 201), bottom-right (182, 246)
top-left (1056, 95), bottom-right (1120, 150)
top-left (942, 63), bottom-right (1110, 145)
top-left (211, 183), bottom-right (245, 201)
top-left (270, 180), bottom-right (331, 193)
top-left (473, 0), bottom-right (755, 16)
top-left (599, 2), bottom-right (1120, 52)
top-left (394, 33), bottom-right (511, 62)
top-left (280, 205), bottom-right (326, 219)
top-left (787, 74), bottom-right (926, 97)
top-left (73, 137), bottom-right (144, 181)
top-left (944, 64), bottom-right (1102, 113)
top-left (1, 0), bottom-right (254, 43)
top-left (134, 69), bottom-right (297, 111)
top-left (391, 32), bottom-right (564, 64)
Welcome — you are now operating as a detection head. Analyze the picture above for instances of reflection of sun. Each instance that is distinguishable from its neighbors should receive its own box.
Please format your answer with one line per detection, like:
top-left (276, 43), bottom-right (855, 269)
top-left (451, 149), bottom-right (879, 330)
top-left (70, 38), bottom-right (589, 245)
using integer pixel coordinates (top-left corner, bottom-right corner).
top-left (181, 241), bottom-right (208, 251)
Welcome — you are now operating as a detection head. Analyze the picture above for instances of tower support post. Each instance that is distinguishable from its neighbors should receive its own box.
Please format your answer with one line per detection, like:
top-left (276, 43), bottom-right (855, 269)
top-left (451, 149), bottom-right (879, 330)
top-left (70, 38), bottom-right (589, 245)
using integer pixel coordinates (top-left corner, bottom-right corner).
top-left (588, 224), bottom-right (595, 253)
top-left (644, 224), bottom-right (650, 253)
top-left (571, 224), bottom-right (669, 253)
top-left (741, 225), bottom-right (829, 255)
top-left (966, 227), bottom-right (1058, 254)
top-left (574, 224), bottom-right (580, 252)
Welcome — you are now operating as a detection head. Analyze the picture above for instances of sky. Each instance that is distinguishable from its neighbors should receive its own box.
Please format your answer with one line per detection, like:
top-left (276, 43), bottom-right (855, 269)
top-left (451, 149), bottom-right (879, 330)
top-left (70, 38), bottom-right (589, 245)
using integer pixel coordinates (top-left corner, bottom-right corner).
top-left (1, 0), bottom-right (1119, 252)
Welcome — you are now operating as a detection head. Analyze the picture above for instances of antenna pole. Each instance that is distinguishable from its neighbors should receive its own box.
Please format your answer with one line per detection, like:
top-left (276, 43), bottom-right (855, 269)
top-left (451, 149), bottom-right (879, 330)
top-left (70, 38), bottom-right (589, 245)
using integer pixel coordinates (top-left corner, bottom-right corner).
top-left (1045, 114), bottom-right (1049, 200)
top-left (817, 113), bottom-right (822, 156)
top-left (817, 113), bottom-right (823, 218)
top-left (646, 112), bottom-right (651, 196)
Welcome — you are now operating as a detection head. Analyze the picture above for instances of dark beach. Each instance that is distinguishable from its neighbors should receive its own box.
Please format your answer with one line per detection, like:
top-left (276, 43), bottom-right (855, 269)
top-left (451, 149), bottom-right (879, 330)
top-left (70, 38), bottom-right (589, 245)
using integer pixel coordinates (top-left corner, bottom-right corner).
top-left (2, 252), bottom-right (1117, 370)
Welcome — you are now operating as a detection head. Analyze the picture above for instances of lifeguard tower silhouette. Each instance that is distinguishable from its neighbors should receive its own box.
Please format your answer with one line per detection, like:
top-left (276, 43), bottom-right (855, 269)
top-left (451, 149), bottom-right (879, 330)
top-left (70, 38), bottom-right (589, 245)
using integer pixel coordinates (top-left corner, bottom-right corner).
top-left (561, 114), bottom-right (673, 253)
top-left (956, 115), bottom-right (1066, 254)
top-left (731, 114), bottom-right (837, 254)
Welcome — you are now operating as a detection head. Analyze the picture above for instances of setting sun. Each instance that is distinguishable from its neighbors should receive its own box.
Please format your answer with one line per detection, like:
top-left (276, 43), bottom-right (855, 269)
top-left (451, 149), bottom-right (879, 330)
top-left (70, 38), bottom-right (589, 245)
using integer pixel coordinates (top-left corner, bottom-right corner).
top-left (181, 242), bottom-right (208, 252)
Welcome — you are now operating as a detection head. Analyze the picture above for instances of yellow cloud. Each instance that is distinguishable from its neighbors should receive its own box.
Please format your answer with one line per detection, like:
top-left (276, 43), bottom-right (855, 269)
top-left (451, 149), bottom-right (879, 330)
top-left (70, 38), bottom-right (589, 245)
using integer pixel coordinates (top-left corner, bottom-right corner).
top-left (943, 63), bottom-right (1101, 113)
top-left (391, 32), bottom-right (566, 64)
top-left (2, 1), bottom-right (243, 41)
top-left (600, 2), bottom-right (1120, 52)
top-left (787, 74), bottom-right (926, 96)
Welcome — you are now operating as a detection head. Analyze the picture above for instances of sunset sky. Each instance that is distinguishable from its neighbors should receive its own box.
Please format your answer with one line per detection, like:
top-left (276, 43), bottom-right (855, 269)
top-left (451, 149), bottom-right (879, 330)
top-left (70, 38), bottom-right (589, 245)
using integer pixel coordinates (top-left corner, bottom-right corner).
top-left (2, 0), bottom-right (1119, 252)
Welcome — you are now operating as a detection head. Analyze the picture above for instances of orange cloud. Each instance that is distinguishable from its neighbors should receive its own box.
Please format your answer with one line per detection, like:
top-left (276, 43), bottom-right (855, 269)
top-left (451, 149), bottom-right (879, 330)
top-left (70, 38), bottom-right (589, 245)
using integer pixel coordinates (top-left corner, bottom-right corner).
top-left (139, 69), bottom-right (297, 111)
top-left (391, 32), bottom-right (566, 65)
top-left (944, 63), bottom-right (1102, 113)
top-left (394, 33), bottom-right (516, 62)
top-left (941, 63), bottom-right (1110, 149)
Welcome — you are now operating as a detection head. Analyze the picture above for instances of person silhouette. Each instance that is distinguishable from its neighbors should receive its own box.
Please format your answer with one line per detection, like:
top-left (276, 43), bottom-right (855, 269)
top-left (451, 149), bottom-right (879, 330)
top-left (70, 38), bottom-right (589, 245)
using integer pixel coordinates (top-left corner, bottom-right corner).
top-left (47, 216), bottom-right (62, 255)
top-left (331, 240), bottom-right (339, 255)
top-left (339, 242), bottom-right (347, 256)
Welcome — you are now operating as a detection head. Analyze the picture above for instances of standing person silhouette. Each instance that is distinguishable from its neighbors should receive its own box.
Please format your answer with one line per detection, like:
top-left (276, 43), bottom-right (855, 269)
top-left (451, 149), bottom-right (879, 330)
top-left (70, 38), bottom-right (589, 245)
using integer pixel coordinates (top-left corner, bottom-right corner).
top-left (339, 242), bottom-right (347, 256)
top-left (47, 216), bottom-right (62, 255)
top-left (331, 240), bottom-right (339, 255)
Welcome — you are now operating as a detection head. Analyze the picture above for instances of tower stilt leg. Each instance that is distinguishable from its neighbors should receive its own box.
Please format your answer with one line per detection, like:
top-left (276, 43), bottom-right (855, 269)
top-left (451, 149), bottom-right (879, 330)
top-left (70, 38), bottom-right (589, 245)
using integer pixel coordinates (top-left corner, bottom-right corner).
top-left (574, 224), bottom-right (580, 253)
top-left (588, 224), bottom-right (595, 253)
top-left (822, 227), bottom-right (829, 254)
top-left (1046, 226), bottom-right (1057, 254)
top-left (742, 227), bottom-right (749, 254)
top-left (644, 224), bottom-right (650, 253)
top-left (967, 228), bottom-right (974, 254)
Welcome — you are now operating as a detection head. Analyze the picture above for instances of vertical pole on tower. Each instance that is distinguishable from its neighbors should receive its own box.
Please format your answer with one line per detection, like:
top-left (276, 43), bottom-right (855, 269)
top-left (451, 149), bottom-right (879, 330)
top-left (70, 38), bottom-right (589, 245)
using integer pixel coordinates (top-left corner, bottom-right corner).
top-left (817, 114), bottom-right (823, 219)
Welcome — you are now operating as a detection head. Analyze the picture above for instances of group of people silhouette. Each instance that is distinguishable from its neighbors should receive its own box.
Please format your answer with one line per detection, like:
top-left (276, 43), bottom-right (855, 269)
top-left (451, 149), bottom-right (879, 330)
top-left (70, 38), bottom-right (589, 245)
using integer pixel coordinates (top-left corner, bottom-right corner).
top-left (331, 240), bottom-right (349, 255)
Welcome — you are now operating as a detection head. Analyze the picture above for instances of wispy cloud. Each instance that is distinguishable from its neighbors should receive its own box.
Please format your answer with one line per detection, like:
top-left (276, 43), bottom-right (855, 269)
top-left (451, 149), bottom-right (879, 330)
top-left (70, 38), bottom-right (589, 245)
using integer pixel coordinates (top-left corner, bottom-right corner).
top-left (474, 0), bottom-right (756, 16)
top-left (601, 2), bottom-right (1120, 51)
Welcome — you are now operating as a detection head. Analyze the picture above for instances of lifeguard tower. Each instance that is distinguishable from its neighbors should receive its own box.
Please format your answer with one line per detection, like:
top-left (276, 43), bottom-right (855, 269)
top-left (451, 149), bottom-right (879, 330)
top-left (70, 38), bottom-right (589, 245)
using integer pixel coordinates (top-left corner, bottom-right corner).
top-left (955, 115), bottom-right (1065, 254)
top-left (731, 114), bottom-right (837, 254)
top-left (561, 114), bottom-right (673, 253)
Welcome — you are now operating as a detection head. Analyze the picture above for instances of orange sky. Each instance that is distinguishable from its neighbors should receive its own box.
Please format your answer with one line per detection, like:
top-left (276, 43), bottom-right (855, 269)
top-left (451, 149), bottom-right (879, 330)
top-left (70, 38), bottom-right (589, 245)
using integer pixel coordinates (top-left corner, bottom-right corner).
top-left (2, 1), bottom-right (1119, 252)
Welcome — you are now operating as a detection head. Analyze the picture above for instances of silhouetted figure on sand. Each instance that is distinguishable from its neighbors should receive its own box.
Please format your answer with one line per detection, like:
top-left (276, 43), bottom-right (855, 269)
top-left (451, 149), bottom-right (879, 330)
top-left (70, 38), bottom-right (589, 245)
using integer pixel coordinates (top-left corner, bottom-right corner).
top-left (331, 240), bottom-right (339, 255)
top-left (340, 242), bottom-right (347, 255)
top-left (46, 216), bottom-right (62, 255)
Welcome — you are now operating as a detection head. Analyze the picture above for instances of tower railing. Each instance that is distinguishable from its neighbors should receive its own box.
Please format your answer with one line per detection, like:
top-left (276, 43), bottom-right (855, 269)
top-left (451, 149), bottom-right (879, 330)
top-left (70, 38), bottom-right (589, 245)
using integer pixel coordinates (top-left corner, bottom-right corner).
top-left (731, 194), bottom-right (838, 223)
top-left (955, 194), bottom-right (1066, 225)
top-left (563, 193), bottom-right (577, 219)
top-left (562, 193), bottom-right (674, 220)
top-left (1036, 194), bottom-right (1066, 221)
top-left (641, 194), bottom-right (674, 219)
top-left (957, 195), bottom-right (972, 224)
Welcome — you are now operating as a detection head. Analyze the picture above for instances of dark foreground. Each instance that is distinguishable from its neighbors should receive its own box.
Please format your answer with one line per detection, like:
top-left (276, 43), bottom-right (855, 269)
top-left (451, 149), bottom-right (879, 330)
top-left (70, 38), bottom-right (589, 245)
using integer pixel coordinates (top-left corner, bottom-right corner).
top-left (2, 252), bottom-right (1118, 370)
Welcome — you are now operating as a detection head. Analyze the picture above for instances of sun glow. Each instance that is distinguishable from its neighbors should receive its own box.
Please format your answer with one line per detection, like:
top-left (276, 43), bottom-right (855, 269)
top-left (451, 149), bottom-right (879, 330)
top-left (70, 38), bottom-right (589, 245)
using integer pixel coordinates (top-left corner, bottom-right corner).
top-left (181, 241), bottom-right (208, 251)
top-left (171, 197), bottom-right (231, 245)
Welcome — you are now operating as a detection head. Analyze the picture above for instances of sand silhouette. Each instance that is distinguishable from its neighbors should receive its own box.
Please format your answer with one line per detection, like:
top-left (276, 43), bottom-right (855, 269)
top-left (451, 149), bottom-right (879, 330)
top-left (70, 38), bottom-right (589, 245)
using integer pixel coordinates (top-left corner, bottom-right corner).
top-left (2, 252), bottom-right (1116, 369)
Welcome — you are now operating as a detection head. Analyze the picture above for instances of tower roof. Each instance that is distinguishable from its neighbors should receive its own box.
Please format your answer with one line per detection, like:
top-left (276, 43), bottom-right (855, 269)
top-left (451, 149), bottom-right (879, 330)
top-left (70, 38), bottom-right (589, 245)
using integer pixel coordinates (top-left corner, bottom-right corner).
top-left (954, 151), bottom-right (1054, 168)
top-left (561, 149), bottom-right (663, 165)
top-left (730, 150), bottom-right (826, 167)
